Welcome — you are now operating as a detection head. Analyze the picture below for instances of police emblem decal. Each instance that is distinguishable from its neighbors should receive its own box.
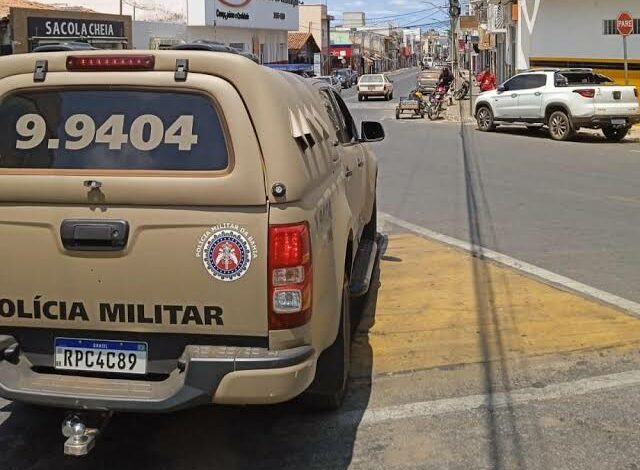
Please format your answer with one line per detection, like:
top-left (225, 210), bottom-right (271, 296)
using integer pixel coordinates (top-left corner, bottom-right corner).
top-left (201, 229), bottom-right (252, 282)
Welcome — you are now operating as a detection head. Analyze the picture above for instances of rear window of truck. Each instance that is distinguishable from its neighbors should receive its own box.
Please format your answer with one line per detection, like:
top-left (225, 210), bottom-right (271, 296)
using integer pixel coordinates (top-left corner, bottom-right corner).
top-left (0, 90), bottom-right (228, 171)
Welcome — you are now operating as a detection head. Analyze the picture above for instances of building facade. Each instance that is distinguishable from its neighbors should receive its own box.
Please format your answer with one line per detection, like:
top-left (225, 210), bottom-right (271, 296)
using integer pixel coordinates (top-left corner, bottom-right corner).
top-left (517, 0), bottom-right (640, 89)
top-left (186, 0), bottom-right (300, 64)
top-left (2, 4), bottom-right (132, 54)
top-left (298, 3), bottom-right (331, 74)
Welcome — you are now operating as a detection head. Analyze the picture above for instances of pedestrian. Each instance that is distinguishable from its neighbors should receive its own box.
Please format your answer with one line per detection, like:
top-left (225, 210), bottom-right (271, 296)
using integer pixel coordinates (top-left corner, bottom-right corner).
top-left (477, 66), bottom-right (496, 92)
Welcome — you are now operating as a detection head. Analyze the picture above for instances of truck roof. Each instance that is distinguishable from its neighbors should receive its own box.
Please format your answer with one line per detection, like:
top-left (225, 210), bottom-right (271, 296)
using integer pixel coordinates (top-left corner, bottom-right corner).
top-left (0, 50), bottom-right (335, 203)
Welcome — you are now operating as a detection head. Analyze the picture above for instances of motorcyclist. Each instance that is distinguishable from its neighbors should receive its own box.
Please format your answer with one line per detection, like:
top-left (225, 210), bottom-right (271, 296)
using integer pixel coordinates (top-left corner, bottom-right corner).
top-left (438, 67), bottom-right (454, 91)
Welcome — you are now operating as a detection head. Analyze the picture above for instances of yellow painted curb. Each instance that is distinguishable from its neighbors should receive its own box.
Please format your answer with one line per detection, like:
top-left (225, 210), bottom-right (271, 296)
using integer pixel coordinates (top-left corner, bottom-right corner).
top-left (353, 234), bottom-right (640, 376)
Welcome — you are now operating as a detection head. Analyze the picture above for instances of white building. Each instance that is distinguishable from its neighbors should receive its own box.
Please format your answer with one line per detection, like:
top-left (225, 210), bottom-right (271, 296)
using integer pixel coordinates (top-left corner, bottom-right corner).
top-left (517, 0), bottom-right (639, 88)
top-left (136, 0), bottom-right (299, 63)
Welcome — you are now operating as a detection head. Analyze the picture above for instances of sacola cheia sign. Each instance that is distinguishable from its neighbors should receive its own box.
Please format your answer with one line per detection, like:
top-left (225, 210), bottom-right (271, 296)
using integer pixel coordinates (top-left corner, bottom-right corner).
top-left (27, 17), bottom-right (125, 38)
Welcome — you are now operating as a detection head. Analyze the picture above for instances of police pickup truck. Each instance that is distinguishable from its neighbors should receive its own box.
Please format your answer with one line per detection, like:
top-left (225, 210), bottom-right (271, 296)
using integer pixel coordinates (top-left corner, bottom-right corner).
top-left (0, 49), bottom-right (382, 454)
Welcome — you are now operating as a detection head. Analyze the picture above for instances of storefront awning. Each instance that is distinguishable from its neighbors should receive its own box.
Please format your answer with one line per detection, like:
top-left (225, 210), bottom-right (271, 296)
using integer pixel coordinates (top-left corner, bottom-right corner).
top-left (265, 63), bottom-right (313, 73)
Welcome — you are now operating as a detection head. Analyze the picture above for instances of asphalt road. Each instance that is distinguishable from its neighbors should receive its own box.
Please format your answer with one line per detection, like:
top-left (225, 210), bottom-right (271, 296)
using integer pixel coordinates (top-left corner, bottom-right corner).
top-left (2, 69), bottom-right (640, 470)
top-left (348, 68), bottom-right (640, 304)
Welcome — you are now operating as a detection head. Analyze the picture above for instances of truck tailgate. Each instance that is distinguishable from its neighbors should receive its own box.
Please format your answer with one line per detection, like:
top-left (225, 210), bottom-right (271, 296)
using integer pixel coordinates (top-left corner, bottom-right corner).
top-left (0, 77), bottom-right (270, 341)
top-left (594, 86), bottom-right (639, 116)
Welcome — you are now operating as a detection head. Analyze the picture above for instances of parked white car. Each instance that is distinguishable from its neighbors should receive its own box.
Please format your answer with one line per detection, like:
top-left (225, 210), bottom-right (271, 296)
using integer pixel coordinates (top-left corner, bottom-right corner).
top-left (474, 69), bottom-right (640, 141)
top-left (317, 75), bottom-right (342, 94)
top-left (358, 74), bottom-right (394, 101)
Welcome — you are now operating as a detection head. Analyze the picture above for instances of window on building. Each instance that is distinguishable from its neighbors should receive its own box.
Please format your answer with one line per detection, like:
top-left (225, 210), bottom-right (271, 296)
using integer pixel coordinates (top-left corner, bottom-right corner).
top-left (603, 19), bottom-right (640, 35)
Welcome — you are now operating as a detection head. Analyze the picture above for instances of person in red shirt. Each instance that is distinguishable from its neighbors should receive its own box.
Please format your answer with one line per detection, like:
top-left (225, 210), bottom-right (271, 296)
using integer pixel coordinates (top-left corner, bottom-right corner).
top-left (477, 67), bottom-right (497, 92)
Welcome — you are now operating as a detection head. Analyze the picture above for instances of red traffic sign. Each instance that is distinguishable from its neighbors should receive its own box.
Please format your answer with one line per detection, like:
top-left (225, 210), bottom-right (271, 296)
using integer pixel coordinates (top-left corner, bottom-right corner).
top-left (617, 12), bottom-right (634, 36)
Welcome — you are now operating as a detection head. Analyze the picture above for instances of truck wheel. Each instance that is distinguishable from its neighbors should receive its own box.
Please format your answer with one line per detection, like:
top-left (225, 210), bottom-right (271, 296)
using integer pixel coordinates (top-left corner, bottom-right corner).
top-left (302, 277), bottom-right (351, 411)
top-left (548, 111), bottom-right (574, 141)
top-left (358, 94), bottom-right (363, 102)
top-left (396, 109), bottom-right (400, 120)
top-left (476, 106), bottom-right (495, 131)
top-left (602, 126), bottom-right (629, 142)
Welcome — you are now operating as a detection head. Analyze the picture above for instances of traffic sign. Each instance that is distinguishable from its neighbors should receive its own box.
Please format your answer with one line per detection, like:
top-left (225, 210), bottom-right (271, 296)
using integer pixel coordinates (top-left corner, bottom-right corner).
top-left (617, 12), bottom-right (634, 36)
top-left (616, 12), bottom-right (634, 85)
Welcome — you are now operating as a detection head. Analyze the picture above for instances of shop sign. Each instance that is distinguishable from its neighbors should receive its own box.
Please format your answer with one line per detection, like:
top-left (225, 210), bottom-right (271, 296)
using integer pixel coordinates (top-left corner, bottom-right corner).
top-left (27, 17), bottom-right (125, 38)
top-left (459, 15), bottom-right (478, 31)
top-left (330, 46), bottom-right (351, 58)
top-left (200, 0), bottom-right (299, 31)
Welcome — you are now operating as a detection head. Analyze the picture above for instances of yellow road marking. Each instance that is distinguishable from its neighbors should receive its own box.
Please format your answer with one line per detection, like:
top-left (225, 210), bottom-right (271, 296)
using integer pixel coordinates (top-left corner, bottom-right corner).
top-left (353, 234), bottom-right (640, 376)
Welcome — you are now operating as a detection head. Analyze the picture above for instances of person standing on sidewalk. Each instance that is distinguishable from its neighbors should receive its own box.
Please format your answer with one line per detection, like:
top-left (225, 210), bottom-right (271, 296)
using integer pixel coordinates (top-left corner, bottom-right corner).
top-left (477, 67), bottom-right (496, 92)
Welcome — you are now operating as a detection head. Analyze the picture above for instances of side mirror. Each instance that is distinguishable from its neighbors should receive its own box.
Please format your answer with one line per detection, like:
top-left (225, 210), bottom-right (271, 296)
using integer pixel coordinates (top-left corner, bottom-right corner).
top-left (361, 121), bottom-right (385, 142)
top-left (497, 85), bottom-right (506, 93)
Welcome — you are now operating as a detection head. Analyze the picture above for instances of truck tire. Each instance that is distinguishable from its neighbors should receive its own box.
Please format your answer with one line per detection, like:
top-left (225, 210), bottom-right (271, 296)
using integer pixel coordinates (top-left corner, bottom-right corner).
top-left (358, 94), bottom-right (363, 102)
top-left (602, 126), bottom-right (629, 142)
top-left (476, 105), bottom-right (495, 131)
top-left (548, 110), bottom-right (574, 141)
top-left (302, 277), bottom-right (351, 411)
top-left (396, 109), bottom-right (400, 120)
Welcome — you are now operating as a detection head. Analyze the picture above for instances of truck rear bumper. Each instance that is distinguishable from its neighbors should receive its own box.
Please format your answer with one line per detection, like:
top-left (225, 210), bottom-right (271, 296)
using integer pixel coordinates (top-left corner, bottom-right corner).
top-left (573, 114), bottom-right (640, 128)
top-left (0, 335), bottom-right (314, 412)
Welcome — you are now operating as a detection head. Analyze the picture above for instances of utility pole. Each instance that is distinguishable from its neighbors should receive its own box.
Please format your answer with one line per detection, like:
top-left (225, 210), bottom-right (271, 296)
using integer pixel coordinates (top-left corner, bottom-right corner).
top-left (449, 1), bottom-right (461, 84)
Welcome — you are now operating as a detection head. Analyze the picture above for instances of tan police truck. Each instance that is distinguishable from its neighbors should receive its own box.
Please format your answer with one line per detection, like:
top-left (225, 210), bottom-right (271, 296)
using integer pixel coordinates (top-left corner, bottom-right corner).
top-left (0, 49), bottom-right (382, 455)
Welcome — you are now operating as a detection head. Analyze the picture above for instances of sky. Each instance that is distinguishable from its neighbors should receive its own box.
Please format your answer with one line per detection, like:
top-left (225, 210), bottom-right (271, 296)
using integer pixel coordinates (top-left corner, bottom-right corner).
top-left (35, 0), bottom-right (451, 29)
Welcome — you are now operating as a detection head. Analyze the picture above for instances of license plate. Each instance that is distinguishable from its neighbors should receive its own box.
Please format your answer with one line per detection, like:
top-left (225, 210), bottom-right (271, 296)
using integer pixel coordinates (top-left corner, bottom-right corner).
top-left (55, 338), bottom-right (148, 375)
top-left (611, 119), bottom-right (626, 126)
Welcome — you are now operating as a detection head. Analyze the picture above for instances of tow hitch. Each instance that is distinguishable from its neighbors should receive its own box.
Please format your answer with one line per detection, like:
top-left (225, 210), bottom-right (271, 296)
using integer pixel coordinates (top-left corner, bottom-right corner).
top-left (61, 411), bottom-right (113, 456)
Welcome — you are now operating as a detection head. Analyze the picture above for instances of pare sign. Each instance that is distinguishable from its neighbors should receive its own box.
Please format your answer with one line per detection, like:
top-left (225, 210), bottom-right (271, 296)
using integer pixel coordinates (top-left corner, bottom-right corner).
top-left (617, 12), bottom-right (634, 37)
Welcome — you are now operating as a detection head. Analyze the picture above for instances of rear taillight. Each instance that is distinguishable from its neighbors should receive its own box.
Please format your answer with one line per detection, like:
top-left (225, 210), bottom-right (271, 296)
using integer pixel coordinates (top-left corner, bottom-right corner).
top-left (634, 88), bottom-right (638, 98)
top-left (573, 88), bottom-right (595, 98)
top-left (268, 223), bottom-right (312, 330)
top-left (66, 55), bottom-right (155, 71)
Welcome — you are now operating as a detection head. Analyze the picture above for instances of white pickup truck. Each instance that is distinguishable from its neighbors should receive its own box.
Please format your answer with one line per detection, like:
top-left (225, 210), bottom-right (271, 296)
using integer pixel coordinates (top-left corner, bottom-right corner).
top-left (474, 69), bottom-right (640, 141)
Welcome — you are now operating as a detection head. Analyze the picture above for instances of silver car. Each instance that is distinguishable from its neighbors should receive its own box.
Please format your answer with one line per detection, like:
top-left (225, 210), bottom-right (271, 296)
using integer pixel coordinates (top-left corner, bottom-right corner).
top-left (317, 76), bottom-right (342, 94)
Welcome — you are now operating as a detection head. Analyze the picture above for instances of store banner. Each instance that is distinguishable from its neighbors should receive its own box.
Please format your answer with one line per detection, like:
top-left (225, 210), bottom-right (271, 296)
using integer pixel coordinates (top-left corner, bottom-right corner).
top-left (202, 0), bottom-right (300, 30)
top-left (479, 27), bottom-right (491, 50)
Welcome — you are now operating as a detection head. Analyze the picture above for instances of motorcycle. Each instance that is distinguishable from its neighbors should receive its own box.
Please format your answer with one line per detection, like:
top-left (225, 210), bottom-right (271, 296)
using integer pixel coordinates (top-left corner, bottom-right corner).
top-left (454, 79), bottom-right (470, 100)
top-left (427, 83), bottom-right (449, 121)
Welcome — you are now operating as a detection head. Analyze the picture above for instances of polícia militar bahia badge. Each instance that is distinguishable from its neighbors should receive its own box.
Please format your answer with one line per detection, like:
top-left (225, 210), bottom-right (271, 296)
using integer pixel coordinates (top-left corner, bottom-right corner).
top-left (196, 225), bottom-right (258, 282)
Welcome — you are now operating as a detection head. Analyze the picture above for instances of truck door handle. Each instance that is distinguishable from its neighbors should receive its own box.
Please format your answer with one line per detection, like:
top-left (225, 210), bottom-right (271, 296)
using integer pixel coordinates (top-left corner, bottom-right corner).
top-left (534, 92), bottom-right (542, 96)
top-left (511, 94), bottom-right (518, 98)
top-left (345, 168), bottom-right (353, 178)
top-left (60, 219), bottom-right (129, 252)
